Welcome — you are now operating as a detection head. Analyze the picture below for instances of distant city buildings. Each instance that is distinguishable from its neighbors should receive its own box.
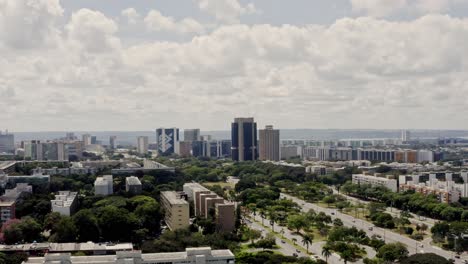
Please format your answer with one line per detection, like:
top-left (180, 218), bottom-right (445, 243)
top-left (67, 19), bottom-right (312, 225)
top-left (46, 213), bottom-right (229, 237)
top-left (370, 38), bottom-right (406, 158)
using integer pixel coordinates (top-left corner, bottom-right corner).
top-left (137, 136), bottom-right (149, 155)
top-left (401, 130), bottom-right (411, 142)
top-left (0, 130), bottom-right (14, 154)
top-left (259, 125), bottom-right (280, 161)
top-left (125, 176), bottom-right (142, 194)
top-left (51, 191), bottom-right (78, 216)
top-left (281, 145), bottom-right (301, 160)
top-left (184, 129), bottom-right (200, 142)
top-left (231, 117), bottom-right (257, 161)
top-left (156, 128), bottom-right (180, 156)
top-left (160, 191), bottom-right (190, 231)
top-left (0, 183), bottom-right (33, 222)
top-left (23, 141), bottom-right (67, 161)
top-left (109, 136), bottom-right (117, 149)
top-left (352, 173), bottom-right (398, 192)
top-left (82, 134), bottom-right (92, 146)
top-left (94, 175), bottom-right (113, 196)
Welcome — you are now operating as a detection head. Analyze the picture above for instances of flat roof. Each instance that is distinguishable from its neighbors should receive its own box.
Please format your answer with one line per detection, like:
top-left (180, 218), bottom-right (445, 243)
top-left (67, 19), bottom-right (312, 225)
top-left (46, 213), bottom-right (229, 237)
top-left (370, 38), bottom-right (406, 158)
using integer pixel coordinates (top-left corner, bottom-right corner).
top-left (0, 161), bottom-right (15, 170)
top-left (0, 242), bottom-right (133, 252)
top-left (161, 191), bottom-right (188, 205)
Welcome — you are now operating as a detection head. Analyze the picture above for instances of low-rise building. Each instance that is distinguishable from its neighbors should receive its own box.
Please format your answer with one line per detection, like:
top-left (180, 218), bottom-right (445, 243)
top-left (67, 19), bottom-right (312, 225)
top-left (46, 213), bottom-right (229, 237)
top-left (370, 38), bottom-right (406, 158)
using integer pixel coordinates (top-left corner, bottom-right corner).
top-left (51, 191), bottom-right (78, 216)
top-left (125, 176), bottom-right (142, 194)
top-left (0, 200), bottom-right (15, 222)
top-left (352, 173), bottom-right (398, 192)
top-left (160, 191), bottom-right (190, 231)
top-left (94, 175), bottom-right (113, 196)
top-left (23, 247), bottom-right (235, 264)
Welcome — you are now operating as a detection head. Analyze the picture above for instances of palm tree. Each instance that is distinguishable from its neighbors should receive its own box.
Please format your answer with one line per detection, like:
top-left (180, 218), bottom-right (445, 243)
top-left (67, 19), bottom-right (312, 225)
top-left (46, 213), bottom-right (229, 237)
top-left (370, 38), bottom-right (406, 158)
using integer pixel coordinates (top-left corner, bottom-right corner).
top-left (321, 246), bottom-right (332, 264)
top-left (340, 250), bottom-right (353, 264)
top-left (302, 233), bottom-right (314, 254)
top-left (260, 210), bottom-right (266, 226)
top-left (280, 229), bottom-right (285, 238)
top-left (292, 237), bottom-right (297, 245)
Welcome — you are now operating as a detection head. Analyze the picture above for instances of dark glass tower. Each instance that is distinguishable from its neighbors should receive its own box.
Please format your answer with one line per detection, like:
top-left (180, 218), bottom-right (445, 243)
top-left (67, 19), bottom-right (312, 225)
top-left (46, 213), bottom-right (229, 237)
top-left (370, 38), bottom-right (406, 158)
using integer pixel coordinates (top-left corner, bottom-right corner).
top-left (231, 118), bottom-right (258, 161)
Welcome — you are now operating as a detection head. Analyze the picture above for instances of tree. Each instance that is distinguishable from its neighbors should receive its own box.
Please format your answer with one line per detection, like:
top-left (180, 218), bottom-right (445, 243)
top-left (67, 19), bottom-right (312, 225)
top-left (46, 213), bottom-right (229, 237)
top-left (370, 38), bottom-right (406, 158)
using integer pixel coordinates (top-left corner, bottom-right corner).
top-left (301, 233), bottom-right (314, 253)
top-left (259, 210), bottom-right (266, 226)
top-left (292, 237), bottom-right (297, 245)
top-left (377, 242), bottom-right (408, 262)
top-left (333, 218), bottom-right (343, 227)
top-left (322, 245), bottom-right (332, 263)
top-left (400, 253), bottom-right (451, 264)
top-left (246, 229), bottom-right (261, 245)
top-left (322, 196), bottom-right (336, 207)
top-left (51, 217), bottom-right (78, 242)
top-left (17, 217), bottom-right (42, 243)
top-left (287, 214), bottom-right (306, 234)
top-left (340, 249), bottom-right (354, 264)
top-left (72, 209), bottom-right (100, 242)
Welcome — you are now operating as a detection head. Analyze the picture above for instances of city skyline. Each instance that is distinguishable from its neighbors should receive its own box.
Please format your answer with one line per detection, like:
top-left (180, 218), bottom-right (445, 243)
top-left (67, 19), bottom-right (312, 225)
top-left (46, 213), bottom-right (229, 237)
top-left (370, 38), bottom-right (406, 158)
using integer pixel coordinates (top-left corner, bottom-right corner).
top-left (3, 0), bottom-right (468, 131)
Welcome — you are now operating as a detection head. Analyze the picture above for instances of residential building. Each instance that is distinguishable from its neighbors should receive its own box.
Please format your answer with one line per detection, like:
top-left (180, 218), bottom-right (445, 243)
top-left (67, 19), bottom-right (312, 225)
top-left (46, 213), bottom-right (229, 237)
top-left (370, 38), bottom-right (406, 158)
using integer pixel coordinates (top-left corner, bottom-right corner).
top-left (137, 136), bottom-right (149, 154)
top-left (156, 128), bottom-right (180, 156)
top-left (94, 175), bottom-right (113, 196)
top-left (23, 247), bottom-right (235, 264)
top-left (109, 136), bottom-right (117, 149)
top-left (184, 129), bottom-right (200, 142)
top-left (259, 125), bottom-right (280, 161)
top-left (4, 242), bottom-right (132, 254)
top-left (281, 145), bottom-right (300, 160)
top-left (23, 141), bottom-right (67, 161)
top-left (231, 117), bottom-right (257, 161)
top-left (401, 130), bottom-right (411, 142)
top-left (352, 173), bottom-right (398, 192)
top-left (0, 131), bottom-right (14, 154)
top-left (51, 191), bottom-right (78, 216)
top-left (125, 176), bottom-right (142, 194)
top-left (0, 161), bottom-right (16, 174)
top-left (0, 200), bottom-right (15, 223)
top-left (215, 203), bottom-right (236, 233)
top-left (160, 191), bottom-right (190, 230)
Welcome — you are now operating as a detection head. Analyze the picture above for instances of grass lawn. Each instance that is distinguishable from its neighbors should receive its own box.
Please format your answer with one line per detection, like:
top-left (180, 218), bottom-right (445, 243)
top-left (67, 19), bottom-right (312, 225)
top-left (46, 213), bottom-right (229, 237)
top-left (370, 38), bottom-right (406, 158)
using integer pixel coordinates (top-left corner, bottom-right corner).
top-left (202, 181), bottom-right (235, 189)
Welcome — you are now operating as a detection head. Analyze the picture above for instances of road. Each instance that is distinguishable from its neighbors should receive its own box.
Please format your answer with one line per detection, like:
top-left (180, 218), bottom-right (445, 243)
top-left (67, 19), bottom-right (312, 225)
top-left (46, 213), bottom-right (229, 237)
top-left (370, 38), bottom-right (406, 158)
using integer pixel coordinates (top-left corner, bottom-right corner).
top-left (281, 193), bottom-right (468, 264)
top-left (332, 189), bottom-right (437, 228)
top-left (247, 214), bottom-right (376, 264)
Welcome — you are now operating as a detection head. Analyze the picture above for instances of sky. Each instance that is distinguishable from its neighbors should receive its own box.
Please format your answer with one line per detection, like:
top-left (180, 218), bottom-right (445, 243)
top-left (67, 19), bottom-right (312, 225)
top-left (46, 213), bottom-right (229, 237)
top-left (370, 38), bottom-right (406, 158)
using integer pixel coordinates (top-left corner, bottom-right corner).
top-left (2, 0), bottom-right (468, 131)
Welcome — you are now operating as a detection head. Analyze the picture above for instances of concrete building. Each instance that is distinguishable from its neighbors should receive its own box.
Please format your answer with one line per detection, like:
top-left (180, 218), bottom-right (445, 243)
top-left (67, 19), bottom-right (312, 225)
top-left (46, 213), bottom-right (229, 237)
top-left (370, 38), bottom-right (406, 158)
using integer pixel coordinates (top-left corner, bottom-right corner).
top-left (0, 161), bottom-right (16, 174)
top-left (259, 125), bottom-right (280, 161)
top-left (51, 191), bottom-right (78, 216)
top-left (0, 131), bottom-right (14, 154)
top-left (94, 175), bottom-right (113, 196)
top-left (23, 247), bottom-right (235, 264)
top-left (137, 136), bottom-right (149, 155)
top-left (109, 136), bottom-right (117, 149)
top-left (231, 117), bottom-right (257, 161)
top-left (401, 130), bottom-right (411, 142)
top-left (199, 193), bottom-right (218, 218)
top-left (352, 173), bottom-right (398, 192)
top-left (0, 200), bottom-right (15, 223)
top-left (215, 203), bottom-right (236, 233)
top-left (82, 134), bottom-right (92, 146)
top-left (160, 191), bottom-right (190, 230)
top-left (184, 129), bottom-right (200, 142)
top-left (156, 128), bottom-right (180, 156)
top-left (125, 176), bottom-right (142, 194)
top-left (179, 141), bottom-right (193, 157)
top-left (281, 145), bottom-right (300, 160)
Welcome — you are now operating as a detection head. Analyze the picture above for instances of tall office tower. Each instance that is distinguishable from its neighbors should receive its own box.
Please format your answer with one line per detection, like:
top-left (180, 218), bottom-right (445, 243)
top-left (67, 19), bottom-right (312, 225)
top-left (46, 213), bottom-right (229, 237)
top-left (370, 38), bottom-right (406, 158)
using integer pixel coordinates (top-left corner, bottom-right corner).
top-left (184, 129), bottom-right (200, 142)
top-left (0, 130), bottom-right (14, 154)
top-left (259, 125), bottom-right (280, 161)
top-left (65, 132), bottom-right (76, 141)
top-left (91, 136), bottom-right (97, 145)
top-left (401, 130), bottom-right (411, 142)
top-left (137, 136), bottom-right (149, 154)
top-left (231, 117), bottom-right (258, 161)
top-left (41, 142), bottom-right (66, 161)
top-left (156, 128), bottom-right (180, 156)
top-left (82, 134), bottom-right (92, 146)
top-left (109, 136), bottom-right (117, 149)
top-left (179, 141), bottom-right (193, 157)
top-left (23, 140), bottom-right (42, 160)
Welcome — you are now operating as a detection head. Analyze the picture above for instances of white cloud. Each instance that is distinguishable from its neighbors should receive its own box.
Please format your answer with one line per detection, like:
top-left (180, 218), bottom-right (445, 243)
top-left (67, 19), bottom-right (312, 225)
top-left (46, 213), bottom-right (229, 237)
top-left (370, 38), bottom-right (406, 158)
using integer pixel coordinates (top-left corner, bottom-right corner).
top-left (121, 8), bottom-right (140, 25)
top-left (351, 0), bottom-right (463, 17)
top-left (144, 10), bottom-right (205, 34)
top-left (195, 0), bottom-right (258, 23)
top-left (0, 0), bottom-right (63, 49)
top-left (1, 0), bottom-right (468, 130)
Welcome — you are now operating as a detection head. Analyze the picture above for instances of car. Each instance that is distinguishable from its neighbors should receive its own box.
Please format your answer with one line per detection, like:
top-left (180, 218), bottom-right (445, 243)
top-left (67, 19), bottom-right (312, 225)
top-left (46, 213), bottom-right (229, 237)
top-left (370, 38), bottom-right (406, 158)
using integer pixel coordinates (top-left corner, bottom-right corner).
top-left (293, 253), bottom-right (298, 257)
top-left (455, 255), bottom-right (461, 259)
top-left (296, 249), bottom-right (301, 253)
top-left (281, 240), bottom-right (286, 244)
top-left (376, 235), bottom-right (382, 239)
top-left (352, 219), bottom-right (356, 223)
top-left (368, 227), bottom-right (373, 231)
top-left (331, 212), bottom-right (335, 215)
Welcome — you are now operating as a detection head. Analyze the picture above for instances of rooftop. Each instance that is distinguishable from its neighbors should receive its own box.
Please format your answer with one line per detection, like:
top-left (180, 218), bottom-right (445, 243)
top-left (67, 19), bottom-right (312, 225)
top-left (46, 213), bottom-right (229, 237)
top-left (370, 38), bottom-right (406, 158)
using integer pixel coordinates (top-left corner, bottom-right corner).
top-left (161, 191), bottom-right (188, 205)
top-left (126, 176), bottom-right (141, 185)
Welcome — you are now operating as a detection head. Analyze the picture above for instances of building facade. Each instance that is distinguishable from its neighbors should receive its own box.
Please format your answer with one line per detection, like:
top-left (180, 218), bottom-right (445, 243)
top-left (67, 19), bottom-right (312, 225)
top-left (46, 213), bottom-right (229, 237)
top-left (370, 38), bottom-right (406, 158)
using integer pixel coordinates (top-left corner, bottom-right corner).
top-left (137, 136), bottom-right (149, 154)
top-left (0, 131), bottom-right (14, 154)
top-left (231, 117), bottom-right (257, 161)
top-left (352, 173), bottom-right (398, 192)
top-left (125, 176), bottom-right (142, 194)
top-left (160, 191), bottom-right (190, 230)
top-left (259, 125), bottom-right (280, 161)
top-left (156, 128), bottom-right (180, 156)
top-left (51, 191), bottom-right (78, 216)
top-left (94, 175), bottom-right (113, 196)
top-left (184, 129), bottom-right (200, 142)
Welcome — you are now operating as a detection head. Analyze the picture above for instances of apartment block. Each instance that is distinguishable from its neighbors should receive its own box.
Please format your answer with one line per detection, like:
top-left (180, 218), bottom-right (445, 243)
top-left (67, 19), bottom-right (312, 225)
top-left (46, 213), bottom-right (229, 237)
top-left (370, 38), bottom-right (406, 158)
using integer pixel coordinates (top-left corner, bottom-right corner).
top-left (51, 191), bottom-right (78, 216)
top-left (215, 203), bottom-right (236, 233)
top-left (352, 173), bottom-right (398, 192)
top-left (160, 191), bottom-right (190, 230)
top-left (94, 175), bottom-right (113, 196)
top-left (125, 176), bottom-right (142, 194)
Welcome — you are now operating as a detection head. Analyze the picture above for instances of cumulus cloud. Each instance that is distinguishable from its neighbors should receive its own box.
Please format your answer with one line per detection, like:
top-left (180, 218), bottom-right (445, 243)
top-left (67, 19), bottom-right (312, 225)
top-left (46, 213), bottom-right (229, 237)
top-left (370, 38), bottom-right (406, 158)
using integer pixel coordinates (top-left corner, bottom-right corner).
top-left (195, 0), bottom-right (258, 23)
top-left (144, 10), bottom-right (205, 34)
top-left (1, 0), bottom-right (468, 130)
top-left (351, 0), bottom-right (463, 17)
top-left (0, 0), bottom-right (63, 49)
top-left (121, 8), bottom-right (140, 25)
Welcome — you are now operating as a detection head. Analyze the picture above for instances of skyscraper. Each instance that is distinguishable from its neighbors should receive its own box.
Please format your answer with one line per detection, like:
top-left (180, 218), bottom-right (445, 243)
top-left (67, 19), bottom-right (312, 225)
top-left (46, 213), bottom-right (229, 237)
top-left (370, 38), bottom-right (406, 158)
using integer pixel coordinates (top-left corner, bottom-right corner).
top-left (82, 134), bottom-right (92, 146)
top-left (137, 136), bottom-right (149, 154)
top-left (0, 130), bottom-right (14, 154)
top-left (231, 117), bottom-right (257, 161)
top-left (156, 128), bottom-right (180, 156)
top-left (401, 130), bottom-right (411, 142)
top-left (91, 136), bottom-right (97, 145)
top-left (259, 125), bottom-right (280, 161)
top-left (109, 136), bottom-right (117, 149)
top-left (184, 129), bottom-right (200, 142)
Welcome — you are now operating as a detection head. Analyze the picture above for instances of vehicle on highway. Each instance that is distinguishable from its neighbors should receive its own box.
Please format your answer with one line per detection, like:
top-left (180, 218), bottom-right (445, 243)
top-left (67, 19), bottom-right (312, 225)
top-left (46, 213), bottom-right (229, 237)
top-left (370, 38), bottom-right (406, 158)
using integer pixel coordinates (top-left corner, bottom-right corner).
top-left (296, 249), bottom-right (301, 253)
top-left (455, 255), bottom-right (461, 259)
top-left (368, 227), bottom-right (373, 231)
top-left (352, 219), bottom-right (356, 223)
top-left (293, 253), bottom-right (298, 257)
top-left (331, 212), bottom-right (335, 215)
top-left (281, 240), bottom-right (286, 244)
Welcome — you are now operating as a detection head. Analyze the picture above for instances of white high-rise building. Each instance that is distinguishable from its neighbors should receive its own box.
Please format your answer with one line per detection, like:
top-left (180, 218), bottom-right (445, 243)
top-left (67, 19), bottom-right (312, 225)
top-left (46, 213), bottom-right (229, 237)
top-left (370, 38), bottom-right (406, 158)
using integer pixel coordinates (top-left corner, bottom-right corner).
top-left (137, 136), bottom-right (149, 154)
top-left (401, 130), bottom-right (411, 142)
top-left (259, 125), bottom-right (280, 161)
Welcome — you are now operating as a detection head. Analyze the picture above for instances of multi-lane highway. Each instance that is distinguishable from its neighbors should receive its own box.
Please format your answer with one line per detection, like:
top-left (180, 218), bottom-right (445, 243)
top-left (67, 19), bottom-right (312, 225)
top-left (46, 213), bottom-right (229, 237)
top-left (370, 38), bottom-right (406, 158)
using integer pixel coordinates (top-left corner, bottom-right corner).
top-left (281, 193), bottom-right (468, 264)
